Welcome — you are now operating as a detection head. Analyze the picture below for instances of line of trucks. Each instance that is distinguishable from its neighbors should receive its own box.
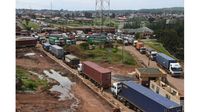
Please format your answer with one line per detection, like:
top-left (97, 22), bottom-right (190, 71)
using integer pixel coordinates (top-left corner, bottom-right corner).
top-left (41, 42), bottom-right (183, 112)
top-left (134, 40), bottom-right (183, 77)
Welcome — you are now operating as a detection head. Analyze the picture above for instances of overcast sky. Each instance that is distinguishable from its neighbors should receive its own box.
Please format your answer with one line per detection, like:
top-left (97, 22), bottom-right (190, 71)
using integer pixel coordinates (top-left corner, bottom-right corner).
top-left (16, 0), bottom-right (184, 10)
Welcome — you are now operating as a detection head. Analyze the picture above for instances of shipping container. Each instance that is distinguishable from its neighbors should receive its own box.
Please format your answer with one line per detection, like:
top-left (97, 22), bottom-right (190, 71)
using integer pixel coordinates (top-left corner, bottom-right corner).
top-left (49, 45), bottom-right (64, 59)
top-left (81, 61), bottom-right (111, 88)
top-left (16, 37), bottom-right (37, 48)
top-left (111, 81), bottom-right (183, 112)
top-left (156, 53), bottom-right (182, 75)
top-left (64, 54), bottom-right (80, 68)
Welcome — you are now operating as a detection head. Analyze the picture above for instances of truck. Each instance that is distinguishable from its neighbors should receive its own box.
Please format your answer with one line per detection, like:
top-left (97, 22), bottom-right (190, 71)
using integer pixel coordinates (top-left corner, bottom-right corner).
top-left (139, 47), bottom-right (146, 54)
top-left (111, 81), bottom-right (183, 112)
top-left (64, 54), bottom-right (80, 68)
top-left (145, 48), bottom-right (157, 61)
top-left (78, 61), bottom-right (111, 89)
top-left (16, 37), bottom-right (37, 48)
top-left (136, 42), bottom-right (144, 50)
top-left (156, 53), bottom-right (182, 76)
top-left (49, 36), bottom-right (67, 46)
top-left (49, 45), bottom-right (64, 59)
top-left (42, 43), bottom-right (51, 51)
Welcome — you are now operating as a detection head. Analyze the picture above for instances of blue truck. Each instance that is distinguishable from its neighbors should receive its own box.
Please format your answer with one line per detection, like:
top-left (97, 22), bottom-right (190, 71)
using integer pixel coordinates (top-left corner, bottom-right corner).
top-left (42, 43), bottom-right (51, 51)
top-left (49, 45), bottom-right (64, 59)
top-left (111, 81), bottom-right (183, 112)
top-left (156, 53), bottom-right (182, 76)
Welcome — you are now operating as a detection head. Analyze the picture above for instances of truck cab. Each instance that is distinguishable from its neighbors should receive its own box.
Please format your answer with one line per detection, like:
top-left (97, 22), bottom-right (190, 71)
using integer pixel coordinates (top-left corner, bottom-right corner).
top-left (111, 82), bottom-right (122, 96)
top-left (150, 51), bottom-right (157, 61)
top-left (77, 63), bottom-right (83, 74)
top-left (169, 63), bottom-right (182, 75)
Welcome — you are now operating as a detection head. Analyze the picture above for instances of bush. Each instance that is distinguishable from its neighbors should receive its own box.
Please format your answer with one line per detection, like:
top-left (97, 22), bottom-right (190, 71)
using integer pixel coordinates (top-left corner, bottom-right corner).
top-left (80, 43), bottom-right (89, 50)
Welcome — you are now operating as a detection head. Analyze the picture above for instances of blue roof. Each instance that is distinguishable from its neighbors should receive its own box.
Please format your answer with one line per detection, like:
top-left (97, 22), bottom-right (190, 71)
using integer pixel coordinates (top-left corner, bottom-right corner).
top-left (157, 53), bottom-right (175, 61)
top-left (123, 81), bottom-right (180, 108)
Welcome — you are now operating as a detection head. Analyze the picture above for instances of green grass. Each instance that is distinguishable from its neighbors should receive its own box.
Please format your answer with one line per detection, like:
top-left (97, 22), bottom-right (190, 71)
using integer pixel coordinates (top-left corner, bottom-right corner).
top-left (22, 20), bottom-right (40, 30)
top-left (16, 67), bottom-right (48, 91)
top-left (143, 40), bottom-right (177, 59)
top-left (79, 46), bottom-right (136, 65)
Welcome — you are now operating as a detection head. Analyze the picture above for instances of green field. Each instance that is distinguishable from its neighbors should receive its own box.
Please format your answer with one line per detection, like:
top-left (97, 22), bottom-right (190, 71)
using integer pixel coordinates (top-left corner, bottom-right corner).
top-left (16, 67), bottom-right (48, 91)
top-left (65, 44), bottom-right (137, 66)
top-left (22, 20), bottom-right (40, 30)
top-left (143, 39), bottom-right (177, 59)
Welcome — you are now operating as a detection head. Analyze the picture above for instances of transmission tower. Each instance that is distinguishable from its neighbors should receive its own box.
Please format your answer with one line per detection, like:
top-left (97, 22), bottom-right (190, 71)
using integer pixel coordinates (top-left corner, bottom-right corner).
top-left (95, 0), bottom-right (110, 33)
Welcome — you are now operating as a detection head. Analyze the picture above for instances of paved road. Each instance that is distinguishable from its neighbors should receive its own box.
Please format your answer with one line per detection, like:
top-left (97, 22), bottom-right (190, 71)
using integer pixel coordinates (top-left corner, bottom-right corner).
top-left (122, 46), bottom-right (184, 95)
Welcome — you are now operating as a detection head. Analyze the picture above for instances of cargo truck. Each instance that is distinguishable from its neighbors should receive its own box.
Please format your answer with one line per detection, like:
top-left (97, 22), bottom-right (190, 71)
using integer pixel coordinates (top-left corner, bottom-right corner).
top-left (63, 54), bottom-right (80, 68)
top-left (156, 53), bottom-right (182, 76)
top-left (42, 43), bottom-right (51, 51)
top-left (49, 45), bottom-right (64, 59)
top-left (136, 42), bottom-right (144, 50)
top-left (78, 61), bottom-right (111, 89)
top-left (146, 48), bottom-right (157, 61)
top-left (16, 37), bottom-right (37, 48)
top-left (111, 81), bottom-right (183, 112)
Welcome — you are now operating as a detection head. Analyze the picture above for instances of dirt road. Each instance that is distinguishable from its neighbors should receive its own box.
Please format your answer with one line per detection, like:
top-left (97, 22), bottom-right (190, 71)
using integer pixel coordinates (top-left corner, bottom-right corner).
top-left (16, 48), bottom-right (114, 112)
top-left (121, 46), bottom-right (184, 95)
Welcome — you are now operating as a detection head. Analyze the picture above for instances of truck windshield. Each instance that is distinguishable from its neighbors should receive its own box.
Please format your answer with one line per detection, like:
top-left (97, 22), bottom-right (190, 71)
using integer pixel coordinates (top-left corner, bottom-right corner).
top-left (171, 67), bottom-right (182, 72)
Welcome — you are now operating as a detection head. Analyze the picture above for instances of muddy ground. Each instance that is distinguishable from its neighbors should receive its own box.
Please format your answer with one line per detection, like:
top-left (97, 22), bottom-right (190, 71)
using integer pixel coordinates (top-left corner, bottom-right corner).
top-left (16, 48), bottom-right (114, 112)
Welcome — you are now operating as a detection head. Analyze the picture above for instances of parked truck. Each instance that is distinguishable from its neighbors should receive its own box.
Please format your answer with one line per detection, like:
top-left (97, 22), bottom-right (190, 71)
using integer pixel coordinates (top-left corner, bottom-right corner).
top-left (111, 81), bottom-right (183, 112)
top-left (156, 53), bottom-right (182, 76)
top-left (63, 54), bottom-right (80, 68)
top-left (49, 45), bottom-right (64, 59)
top-left (42, 43), bottom-right (51, 51)
top-left (78, 61), bottom-right (111, 89)
top-left (146, 48), bottom-right (157, 61)
top-left (136, 42), bottom-right (144, 50)
top-left (16, 37), bottom-right (37, 48)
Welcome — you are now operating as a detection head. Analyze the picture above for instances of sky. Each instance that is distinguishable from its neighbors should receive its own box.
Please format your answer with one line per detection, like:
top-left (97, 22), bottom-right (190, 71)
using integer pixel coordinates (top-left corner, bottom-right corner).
top-left (16, 0), bottom-right (184, 10)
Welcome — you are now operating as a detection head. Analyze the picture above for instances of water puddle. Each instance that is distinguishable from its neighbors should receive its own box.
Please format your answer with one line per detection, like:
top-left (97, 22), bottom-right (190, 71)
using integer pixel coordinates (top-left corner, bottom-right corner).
top-left (43, 69), bottom-right (79, 112)
top-left (24, 53), bottom-right (36, 56)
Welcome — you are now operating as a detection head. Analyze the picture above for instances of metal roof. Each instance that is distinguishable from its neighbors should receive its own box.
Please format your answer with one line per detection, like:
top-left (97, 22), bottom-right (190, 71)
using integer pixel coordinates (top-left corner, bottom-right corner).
top-left (123, 81), bottom-right (180, 108)
top-left (51, 45), bottom-right (63, 49)
top-left (157, 53), bottom-right (175, 61)
top-left (83, 61), bottom-right (111, 74)
top-left (65, 54), bottom-right (79, 60)
top-left (136, 68), bottom-right (162, 75)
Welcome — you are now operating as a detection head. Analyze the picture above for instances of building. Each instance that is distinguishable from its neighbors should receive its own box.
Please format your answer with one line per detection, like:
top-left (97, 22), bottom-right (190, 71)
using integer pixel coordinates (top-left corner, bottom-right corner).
top-left (150, 80), bottom-right (184, 107)
top-left (122, 26), bottom-right (153, 38)
top-left (135, 68), bottom-right (166, 87)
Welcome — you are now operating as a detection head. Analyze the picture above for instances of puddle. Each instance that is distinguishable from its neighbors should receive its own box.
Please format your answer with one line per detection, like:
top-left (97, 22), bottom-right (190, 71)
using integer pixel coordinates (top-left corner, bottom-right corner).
top-left (43, 69), bottom-right (79, 112)
top-left (24, 53), bottom-right (36, 56)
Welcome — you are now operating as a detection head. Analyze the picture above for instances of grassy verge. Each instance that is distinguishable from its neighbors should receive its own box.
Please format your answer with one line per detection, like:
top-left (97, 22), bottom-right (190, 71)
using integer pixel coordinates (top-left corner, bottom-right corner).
top-left (143, 40), bottom-right (177, 59)
top-left (16, 67), bottom-right (48, 91)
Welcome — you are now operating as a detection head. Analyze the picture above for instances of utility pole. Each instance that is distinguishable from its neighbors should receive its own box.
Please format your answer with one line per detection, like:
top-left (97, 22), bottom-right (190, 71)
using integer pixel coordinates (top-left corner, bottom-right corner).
top-left (95, 0), bottom-right (110, 33)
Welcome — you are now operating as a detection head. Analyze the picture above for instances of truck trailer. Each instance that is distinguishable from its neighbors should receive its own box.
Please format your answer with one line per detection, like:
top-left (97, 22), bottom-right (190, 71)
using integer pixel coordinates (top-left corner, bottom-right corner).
top-left (111, 81), bottom-right (183, 112)
top-left (78, 61), bottom-right (111, 89)
top-left (16, 37), bottom-right (37, 48)
top-left (156, 53), bottom-right (182, 76)
top-left (49, 45), bottom-right (64, 59)
top-left (64, 54), bottom-right (80, 68)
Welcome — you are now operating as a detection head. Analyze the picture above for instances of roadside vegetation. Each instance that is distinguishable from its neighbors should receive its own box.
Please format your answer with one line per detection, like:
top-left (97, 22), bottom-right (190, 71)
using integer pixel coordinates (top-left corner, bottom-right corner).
top-left (16, 67), bottom-right (48, 91)
top-left (143, 40), bottom-right (177, 59)
top-left (64, 43), bottom-right (136, 66)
